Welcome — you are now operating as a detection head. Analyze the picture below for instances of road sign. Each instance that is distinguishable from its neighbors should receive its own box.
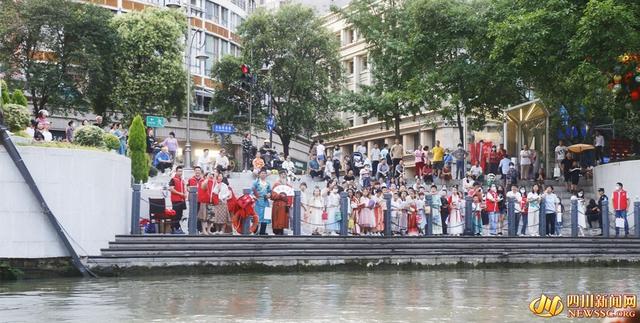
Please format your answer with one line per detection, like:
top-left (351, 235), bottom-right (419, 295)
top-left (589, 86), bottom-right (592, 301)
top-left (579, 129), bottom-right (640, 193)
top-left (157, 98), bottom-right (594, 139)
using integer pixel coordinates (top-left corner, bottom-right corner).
top-left (212, 123), bottom-right (236, 134)
top-left (266, 115), bottom-right (276, 131)
top-left (146, 116), bottom-right (166, 128)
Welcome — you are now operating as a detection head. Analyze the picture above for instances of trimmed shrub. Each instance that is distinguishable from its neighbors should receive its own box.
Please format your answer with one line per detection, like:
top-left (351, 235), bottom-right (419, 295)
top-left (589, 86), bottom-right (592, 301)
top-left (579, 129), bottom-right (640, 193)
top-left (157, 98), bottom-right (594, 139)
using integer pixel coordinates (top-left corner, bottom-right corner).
top-left (0, 81), bottom-right (9, 105)
top-left (103, 132), bottom-right (120, 151)
top-left (128, 115), bottom-right (148, 183)
top-left (11, 90), bottom-right (28, 107)
top-left (74, 125), bottom-right (105, 147)
top-left (1, 103), bottom-right (30, 132)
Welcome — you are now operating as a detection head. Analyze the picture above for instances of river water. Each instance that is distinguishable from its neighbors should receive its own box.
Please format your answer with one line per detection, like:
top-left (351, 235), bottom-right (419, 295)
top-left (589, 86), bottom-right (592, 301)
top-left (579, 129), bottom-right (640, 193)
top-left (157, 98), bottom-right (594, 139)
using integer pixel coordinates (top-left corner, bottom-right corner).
top-left (1, 267), bottom-right (638, 322)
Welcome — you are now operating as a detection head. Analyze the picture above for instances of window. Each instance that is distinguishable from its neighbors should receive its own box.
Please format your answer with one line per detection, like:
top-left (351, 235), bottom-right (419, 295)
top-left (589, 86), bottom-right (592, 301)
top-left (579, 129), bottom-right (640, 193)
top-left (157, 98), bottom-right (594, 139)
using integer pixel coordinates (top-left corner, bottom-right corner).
top-left (347, 61), bottom-right (354, 74)
top-left (229, 13), bottom-right (242, 32)
top-left (221, 40), bottom-right (229, 56)
top-left (361, 56), bottom-right (368, 70)
top-left (344, 28), bottom-right (354, 45)
top-left (190, 31), bottom-right (203, 75)
top-left (221, 7), bottom-right (229, 27)
top-left (205, 34), bottom-right (219, 72)
top-left (205, 0), bottom-right (216, 21)
top-left (347, 118), bottom-right (354, 127)
top-left (213, 3), bottom-right (220, 24)
top-left (335, 32), bottom-right (341, 45)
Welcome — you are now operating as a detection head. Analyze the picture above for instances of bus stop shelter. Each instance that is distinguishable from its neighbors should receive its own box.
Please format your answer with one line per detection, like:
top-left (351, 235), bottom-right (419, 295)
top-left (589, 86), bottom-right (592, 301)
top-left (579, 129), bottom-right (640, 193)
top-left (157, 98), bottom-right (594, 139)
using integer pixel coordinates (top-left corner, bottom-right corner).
top-left (504, 99), bottom-right (551, 174)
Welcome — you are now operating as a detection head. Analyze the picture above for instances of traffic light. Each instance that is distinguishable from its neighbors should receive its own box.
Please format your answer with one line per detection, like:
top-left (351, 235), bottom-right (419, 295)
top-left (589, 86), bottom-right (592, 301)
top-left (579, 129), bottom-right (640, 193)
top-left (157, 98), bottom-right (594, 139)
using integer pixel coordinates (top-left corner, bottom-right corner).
top-left (240, 64), bottom-right (255, 90)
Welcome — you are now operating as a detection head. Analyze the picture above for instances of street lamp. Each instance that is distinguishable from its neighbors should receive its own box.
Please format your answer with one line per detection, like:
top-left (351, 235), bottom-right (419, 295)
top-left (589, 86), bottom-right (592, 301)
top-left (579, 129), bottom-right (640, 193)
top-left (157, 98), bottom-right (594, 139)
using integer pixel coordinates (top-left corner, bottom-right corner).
top-left (260, 62), bottom-right (273, 147)
top-left (166, 0), bottom-right (209, 170)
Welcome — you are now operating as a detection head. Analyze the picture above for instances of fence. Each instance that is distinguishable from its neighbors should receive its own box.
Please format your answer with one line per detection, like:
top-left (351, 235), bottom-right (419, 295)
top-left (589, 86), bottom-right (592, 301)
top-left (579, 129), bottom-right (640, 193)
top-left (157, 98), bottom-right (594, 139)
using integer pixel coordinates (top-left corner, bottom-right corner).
top-left (129, 184), bottom-right (640, 238)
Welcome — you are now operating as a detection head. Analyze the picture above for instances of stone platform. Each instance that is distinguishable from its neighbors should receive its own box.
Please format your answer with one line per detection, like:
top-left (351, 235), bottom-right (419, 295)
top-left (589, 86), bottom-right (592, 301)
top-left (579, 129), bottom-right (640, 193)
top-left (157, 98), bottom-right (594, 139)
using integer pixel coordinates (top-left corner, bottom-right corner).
top-left (88, 235), bottom-right (640, 275)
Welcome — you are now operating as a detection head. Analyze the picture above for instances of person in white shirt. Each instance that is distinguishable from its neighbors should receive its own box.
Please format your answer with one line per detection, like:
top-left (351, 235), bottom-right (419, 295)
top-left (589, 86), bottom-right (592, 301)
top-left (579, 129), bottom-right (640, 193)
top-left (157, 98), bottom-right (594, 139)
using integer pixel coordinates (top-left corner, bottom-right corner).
top-left (370, 143), bottom-right (381, 177)
top-left (42, 121), bottom-right (53, 142)
top-left (519, 145), bottom-right (532, 180)
top-left (506, 185), bottom-right (523, 235)
top-left (281, 155), bottom-right (297, 182)
top-left (594, 131), bottom-right (605, 164)
top-left (215, 149), bottom-right (230, 174)
top-left (197, 149), bottom-right (213, 173)
top-left (316, 139), bottom-right (326, 166)
top-left (357, 140), bottom-right (367, 156)
top-left (554, 140), bottom-right (567, 175)
top-left (470, 161), bottom-right (483, 182)
top-left (461, 173), bottom-right (475, 192)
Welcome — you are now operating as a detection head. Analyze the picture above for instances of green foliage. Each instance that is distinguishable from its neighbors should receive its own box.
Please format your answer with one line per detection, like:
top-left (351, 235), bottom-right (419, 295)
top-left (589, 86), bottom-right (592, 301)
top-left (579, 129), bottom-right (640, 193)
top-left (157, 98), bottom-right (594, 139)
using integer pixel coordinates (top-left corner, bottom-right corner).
top-left (335, 0), bottom-right (419, 139)
top-left (213, 4), bottom-right (344, 155)
top-left (488, 0), bottom-right (640, 141)
top-left (16, 140), bottom-right (108, 152)
top-left (0, 81), bottom-right (9, 105)
top-left (0, 0), bottom-right (117, 115)
top-left (110, 8), bottom-right (187, 122)
top-left (74, 125), bottom-right (105, 147)
top-left (0, 262), bottom-right (24, 281)
top-left (11, 89), bottom-right (27, 106)
top-left (103, 132), bottom-right (121, 151)
top-left (128, 115), bottom-right (148, 183)
top-left (1, 103), bottom-right (30, 132)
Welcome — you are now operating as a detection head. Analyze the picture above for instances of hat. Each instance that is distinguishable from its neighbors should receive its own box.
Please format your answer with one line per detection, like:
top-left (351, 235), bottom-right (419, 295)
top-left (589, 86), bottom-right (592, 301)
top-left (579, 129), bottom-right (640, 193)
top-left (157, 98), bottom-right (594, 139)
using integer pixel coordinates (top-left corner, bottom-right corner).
top-left (598, 187), bottom-right (605, 192)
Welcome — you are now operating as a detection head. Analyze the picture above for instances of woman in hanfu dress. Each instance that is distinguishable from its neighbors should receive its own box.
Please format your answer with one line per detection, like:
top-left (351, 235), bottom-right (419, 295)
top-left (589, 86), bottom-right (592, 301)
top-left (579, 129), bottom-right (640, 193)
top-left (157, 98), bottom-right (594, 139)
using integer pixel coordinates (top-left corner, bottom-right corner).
top-left (447, 186), bottom-right (464, 235)
top-left (429, 185), bottom-right (443, 235)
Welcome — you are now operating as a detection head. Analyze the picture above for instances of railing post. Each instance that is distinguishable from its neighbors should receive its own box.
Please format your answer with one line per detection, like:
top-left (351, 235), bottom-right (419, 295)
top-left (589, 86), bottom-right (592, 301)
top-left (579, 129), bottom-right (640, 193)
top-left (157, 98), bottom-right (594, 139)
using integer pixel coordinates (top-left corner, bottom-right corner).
top-left (539, 196), bottom-right (546, 236)
top-left (188, 186), bottom-right (198, 235)
top-left (130, 184), bottom-right (141, 235)
top-left (384, 193), bottom-right (392, 236)
top-left (635, 201), bottom-right (640, 238)
top-left (507, 196), bottom-right (515, 236)
top-left (426, 194), bottom-right (433, 236)
top-left (293, 190), bottom-right (301, 236)
top-left (464, 196), bottom-right (473, 236)
top-left (602, 201), bottom-right (610, 238)
top-left (340, 192), bottom-right (349, 236)
top-left (571, 198), bottom-right (578, 237)
top-left (243, 188), bottom-right (252, 235)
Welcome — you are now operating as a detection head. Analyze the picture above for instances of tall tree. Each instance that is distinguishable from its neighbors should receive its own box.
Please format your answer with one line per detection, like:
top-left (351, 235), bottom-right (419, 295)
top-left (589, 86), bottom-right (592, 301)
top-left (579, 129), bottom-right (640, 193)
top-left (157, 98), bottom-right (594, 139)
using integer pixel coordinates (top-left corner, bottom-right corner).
top-left (212, 4), bottom-right (343, 155)
top-left (489, 0), bottom-right (640, 140)
top-left (406, 0), bottom-right (526, 145)
top-left (0, 0), bottom-right (116, 115)
top-left (334, 0), bottom-right (420, 139)
top-left (110, 8), bottom-right (187, 122)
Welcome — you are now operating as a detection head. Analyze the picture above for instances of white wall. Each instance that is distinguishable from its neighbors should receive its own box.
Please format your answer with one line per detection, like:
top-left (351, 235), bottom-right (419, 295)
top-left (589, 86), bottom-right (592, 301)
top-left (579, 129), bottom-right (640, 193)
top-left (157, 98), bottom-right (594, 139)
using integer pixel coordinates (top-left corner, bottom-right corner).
top-left (0, 144), bottom-right (131, 258)
top-left (594, 160), bottom-right (639, 229)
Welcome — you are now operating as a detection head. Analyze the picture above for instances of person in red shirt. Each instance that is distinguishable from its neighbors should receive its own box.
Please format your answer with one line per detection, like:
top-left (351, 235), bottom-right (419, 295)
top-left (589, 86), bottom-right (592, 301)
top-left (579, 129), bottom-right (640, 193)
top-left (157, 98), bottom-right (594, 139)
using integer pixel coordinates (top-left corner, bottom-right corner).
top-left (169, 166), bottom-right (187, 234)
top-left (188, 166), bottom-right (207, 234)
top-left (612, 182), bottom-right (629, 237)
top-left (485, 184), bottom-right (501, 235)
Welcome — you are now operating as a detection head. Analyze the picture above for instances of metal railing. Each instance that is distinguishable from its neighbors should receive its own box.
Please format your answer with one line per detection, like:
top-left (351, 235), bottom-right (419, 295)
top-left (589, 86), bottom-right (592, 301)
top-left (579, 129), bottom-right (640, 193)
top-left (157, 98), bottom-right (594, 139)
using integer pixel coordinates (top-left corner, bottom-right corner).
top-left (129, 185), bottom-right (640, 238)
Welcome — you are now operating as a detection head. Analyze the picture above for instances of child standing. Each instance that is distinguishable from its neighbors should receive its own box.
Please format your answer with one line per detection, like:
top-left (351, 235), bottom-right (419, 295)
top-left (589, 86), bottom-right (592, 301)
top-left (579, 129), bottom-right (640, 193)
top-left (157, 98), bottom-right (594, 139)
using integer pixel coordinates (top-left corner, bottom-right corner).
top-left (472, 195), bottom-right (483, 235)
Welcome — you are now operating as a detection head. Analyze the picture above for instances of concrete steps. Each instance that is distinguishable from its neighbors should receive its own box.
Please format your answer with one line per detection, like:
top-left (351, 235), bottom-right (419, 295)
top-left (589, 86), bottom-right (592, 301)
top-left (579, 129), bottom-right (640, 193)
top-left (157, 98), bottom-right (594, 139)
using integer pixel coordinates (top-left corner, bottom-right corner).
top-left (88, 236), bottom-right (640, 272)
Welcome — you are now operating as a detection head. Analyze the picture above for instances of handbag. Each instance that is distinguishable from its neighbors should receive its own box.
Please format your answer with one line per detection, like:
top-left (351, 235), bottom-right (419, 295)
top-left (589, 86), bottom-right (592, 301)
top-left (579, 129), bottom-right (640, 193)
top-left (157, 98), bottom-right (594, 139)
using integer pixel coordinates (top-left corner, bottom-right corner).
top-left (264, 206), bottom-right (272, 220)
top-left (553, 166), bottom-right (561, 178)
top-left (615, 217), bottom-right (625, 228)
top-left (322, 210), bottom-right (328, 221)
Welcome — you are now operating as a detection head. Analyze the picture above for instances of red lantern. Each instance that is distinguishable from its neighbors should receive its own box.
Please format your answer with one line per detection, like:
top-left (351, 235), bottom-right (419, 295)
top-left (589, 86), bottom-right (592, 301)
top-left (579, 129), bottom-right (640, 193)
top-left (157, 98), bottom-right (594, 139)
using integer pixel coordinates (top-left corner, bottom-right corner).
top-left (631, 90), bottom-right (640, 101)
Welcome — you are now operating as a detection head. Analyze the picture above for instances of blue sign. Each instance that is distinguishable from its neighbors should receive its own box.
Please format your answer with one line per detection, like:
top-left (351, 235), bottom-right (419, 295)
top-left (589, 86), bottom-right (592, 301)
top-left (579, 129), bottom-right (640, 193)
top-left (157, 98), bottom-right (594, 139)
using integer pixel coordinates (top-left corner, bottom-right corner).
top-left (266, 115), bottom-right (276, 131)
top-left (212, 124), bottom-right (236, 134)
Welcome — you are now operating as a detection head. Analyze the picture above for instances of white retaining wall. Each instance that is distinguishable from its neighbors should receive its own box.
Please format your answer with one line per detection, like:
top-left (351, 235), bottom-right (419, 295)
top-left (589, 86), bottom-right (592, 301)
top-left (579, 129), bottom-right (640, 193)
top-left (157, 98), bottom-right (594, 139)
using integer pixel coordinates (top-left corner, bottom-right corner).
top-left (593, 160), bottom-right (639, 229)
top-left (1, 144), bottom-right (131, 258)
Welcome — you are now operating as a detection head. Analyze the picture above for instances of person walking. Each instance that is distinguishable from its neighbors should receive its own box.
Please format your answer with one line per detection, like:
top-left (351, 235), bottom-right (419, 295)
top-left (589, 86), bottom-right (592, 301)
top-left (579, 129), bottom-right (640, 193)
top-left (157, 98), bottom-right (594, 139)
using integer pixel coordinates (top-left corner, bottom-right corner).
top-left (542, 185), bottom-right (560, 236)
top-left (612, 182), bottom-right (630, 237)
top-left (65, 120), bottom-right (75, 142)
top-left (554, 140), bottom-right (568, 178)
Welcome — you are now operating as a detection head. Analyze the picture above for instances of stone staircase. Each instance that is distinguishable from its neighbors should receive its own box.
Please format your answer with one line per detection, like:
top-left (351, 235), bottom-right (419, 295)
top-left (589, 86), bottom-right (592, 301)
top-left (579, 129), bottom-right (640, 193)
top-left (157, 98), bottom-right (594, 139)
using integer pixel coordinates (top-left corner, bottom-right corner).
top-left (88, 235), bottom-right (640, 274)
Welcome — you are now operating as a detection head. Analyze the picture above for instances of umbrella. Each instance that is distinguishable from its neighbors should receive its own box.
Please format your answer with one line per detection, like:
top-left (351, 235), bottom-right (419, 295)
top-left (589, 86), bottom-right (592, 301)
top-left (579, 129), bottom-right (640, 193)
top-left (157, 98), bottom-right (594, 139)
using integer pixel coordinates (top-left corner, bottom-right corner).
top-left (567, 143), bottom-right (595, 153)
